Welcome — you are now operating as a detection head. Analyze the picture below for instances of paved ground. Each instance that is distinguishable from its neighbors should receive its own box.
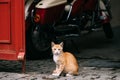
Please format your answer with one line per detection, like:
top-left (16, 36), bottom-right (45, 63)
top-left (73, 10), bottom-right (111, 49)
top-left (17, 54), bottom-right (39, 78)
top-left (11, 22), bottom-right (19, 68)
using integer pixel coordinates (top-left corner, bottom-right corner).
top-left (0, 0), bottom-right (120, 80)
top-left (0, 58), bottom-right (120, 80)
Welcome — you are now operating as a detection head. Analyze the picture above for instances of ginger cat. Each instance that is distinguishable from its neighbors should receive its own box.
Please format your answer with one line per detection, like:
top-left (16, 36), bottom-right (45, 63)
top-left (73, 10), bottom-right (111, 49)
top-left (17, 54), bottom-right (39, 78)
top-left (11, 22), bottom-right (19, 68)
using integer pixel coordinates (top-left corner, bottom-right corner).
top-left (51, 42), bottom-right (79, 76)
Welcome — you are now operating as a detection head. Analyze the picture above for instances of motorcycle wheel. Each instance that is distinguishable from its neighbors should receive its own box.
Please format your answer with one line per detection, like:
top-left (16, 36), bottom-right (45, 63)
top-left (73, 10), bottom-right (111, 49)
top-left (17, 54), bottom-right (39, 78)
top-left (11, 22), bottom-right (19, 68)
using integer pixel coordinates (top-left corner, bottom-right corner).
top-left (102, 22), bottom-right (114, 39)
top-left (26, 25), bottom-right (52, 59)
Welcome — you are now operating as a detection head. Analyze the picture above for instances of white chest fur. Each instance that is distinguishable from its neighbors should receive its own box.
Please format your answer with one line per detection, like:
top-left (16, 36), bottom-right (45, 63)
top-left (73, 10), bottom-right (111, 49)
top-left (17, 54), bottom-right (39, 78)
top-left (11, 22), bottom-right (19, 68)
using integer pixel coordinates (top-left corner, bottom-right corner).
top-left (53, 55), bottom-right (59, 63)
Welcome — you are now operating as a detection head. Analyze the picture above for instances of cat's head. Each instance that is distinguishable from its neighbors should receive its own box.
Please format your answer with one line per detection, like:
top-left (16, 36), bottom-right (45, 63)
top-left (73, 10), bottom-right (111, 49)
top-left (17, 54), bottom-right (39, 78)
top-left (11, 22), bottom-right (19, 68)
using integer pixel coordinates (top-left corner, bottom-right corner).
top-left (51, 42), bottom-right (63, 55)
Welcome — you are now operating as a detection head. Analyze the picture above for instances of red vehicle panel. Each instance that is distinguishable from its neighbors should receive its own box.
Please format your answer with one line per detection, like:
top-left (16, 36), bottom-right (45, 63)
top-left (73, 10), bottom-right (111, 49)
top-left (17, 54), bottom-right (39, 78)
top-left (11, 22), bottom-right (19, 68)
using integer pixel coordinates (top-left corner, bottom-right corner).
top-left (71, 0), bottom-right (84, 17)
top-left (84, 0), bottom-right (97, 11)
top-left (35, 4), bottom-right (66, 25)
top-left (0, 0), bottom-right (25, 72)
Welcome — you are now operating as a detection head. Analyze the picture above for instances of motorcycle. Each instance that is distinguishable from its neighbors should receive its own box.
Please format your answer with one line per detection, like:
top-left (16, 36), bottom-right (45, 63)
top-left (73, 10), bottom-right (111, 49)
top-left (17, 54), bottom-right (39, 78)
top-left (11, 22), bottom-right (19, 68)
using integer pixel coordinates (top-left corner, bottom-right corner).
top-left (25, 0), bottom-right (113, 58)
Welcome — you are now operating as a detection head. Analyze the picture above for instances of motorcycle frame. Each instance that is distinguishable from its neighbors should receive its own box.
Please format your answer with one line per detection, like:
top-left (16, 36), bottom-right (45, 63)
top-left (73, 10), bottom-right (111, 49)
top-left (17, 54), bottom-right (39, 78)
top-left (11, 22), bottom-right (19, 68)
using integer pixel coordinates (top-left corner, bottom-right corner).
top-left (26, 0), bottom-right (111, 27)
top-left (25, 0), bottom-right (113, 55)
top-left (65, 0), bottom-right (111, 25)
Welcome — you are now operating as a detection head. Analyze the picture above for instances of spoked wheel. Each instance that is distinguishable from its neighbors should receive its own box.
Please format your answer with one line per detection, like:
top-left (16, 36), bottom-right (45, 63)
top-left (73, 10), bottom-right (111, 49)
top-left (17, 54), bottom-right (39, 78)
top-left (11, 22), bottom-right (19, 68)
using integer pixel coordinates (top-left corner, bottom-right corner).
top-left (102, 22), bottom-right (113, 39)
top-left (26, 24), bottom-right (52, 59)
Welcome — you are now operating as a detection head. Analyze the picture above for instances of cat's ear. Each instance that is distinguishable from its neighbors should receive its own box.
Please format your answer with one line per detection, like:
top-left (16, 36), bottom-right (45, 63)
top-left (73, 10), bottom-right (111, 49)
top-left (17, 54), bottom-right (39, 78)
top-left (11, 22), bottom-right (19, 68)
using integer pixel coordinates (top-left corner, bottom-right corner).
top-left (51, 42), bottom-right (55, 47)
top-left (60, 42), bottom-right (64, 47)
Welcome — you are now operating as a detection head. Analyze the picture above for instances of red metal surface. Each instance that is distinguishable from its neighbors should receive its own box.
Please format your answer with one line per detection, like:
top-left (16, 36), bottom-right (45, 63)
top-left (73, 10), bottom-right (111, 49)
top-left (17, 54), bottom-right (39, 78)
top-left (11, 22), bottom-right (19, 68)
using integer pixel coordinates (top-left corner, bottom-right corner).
top-left (35, 4), bottom-right (65, 25)
top-left (71, 0), bottom-right (84, 17)
top-left (0, 0), bottom-right (11, 43)
top-left (71, 0), bottom-right (97, 17)
top-left (84, 0), bottom-right (97, 11)
top-left (0, 0), bottom-right (25, 71)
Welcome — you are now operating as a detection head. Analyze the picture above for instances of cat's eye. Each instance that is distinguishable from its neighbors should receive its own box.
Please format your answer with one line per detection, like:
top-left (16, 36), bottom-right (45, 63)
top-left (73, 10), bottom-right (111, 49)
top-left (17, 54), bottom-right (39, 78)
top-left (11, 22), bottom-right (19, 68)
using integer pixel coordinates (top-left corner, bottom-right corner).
top-left (58, 49), bottom-right (60, 50)
top-left (54, 49), bottom-right (56, 50)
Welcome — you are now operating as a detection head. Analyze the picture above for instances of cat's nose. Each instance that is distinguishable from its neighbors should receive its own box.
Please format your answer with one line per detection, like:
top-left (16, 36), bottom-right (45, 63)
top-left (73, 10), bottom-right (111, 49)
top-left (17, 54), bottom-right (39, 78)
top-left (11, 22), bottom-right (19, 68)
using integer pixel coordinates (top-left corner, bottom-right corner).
top-left (55, 52), bottom-right (59, 55)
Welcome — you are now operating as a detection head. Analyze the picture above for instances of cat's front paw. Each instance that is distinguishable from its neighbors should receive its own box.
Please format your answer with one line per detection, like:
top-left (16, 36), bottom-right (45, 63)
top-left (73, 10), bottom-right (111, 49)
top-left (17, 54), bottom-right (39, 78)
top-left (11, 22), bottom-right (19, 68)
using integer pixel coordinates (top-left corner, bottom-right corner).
top-left (53, 70), bottom-right (57, 73)
top-left (52, 73), bottom-right (60, 76)
top-left (66, 73), bottom-right (73, 77)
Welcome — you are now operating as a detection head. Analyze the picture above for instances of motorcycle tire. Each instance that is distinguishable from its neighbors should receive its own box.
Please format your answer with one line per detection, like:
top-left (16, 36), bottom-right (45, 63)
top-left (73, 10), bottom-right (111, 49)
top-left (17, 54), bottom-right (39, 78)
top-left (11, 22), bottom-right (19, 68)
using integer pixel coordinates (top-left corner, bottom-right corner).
top-left (26, 25), bottom-right (52, 59)
top-left (102, 22), bottom-right (114, 39)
